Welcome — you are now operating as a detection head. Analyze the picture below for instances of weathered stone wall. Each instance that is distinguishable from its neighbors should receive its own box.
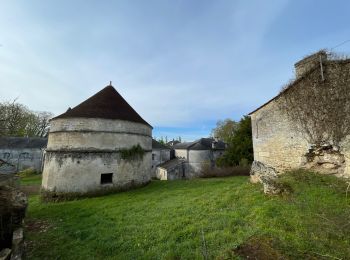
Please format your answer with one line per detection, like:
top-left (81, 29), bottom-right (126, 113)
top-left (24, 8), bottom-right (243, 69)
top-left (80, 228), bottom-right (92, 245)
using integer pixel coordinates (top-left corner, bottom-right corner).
top-left (156, 161), bottom-right (185, 181)
top-left (0, 148), bottom-right (44, 173)
top-left (42, 151), bottom-right (151, 193)
top-left (174, 149), bottom-right (224, 178)
top-left (251, 99), bottom-right (309, 173)
top-left (251, 96), bottom-right (350, 178)
top-left (341, 137), bottom-right (350, 177)
top-left (42, 118), bottom-right (152, 194)
top-left (156, 167), bottom-right (167, 180)
top-left (151, 149), bottom-right (171, 176)
top-left (0, 174), bottom-right (27, 259)
top-left (186, 150), bottom-right (212, 178)
top-left (48, 118), bottom-right (151, 150)
top-left (174, 149), bottom-right (188, 160)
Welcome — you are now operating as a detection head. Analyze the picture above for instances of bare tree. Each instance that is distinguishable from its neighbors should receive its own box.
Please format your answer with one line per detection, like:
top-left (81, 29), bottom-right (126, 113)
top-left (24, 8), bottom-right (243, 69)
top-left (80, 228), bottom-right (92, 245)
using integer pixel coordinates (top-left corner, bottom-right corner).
top-left (0, 100), bottom-right (53, 137)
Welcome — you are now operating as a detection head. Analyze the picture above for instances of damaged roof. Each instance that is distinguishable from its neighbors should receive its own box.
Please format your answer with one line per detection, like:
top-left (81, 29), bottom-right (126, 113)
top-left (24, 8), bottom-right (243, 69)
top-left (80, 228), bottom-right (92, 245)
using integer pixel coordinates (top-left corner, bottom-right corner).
top-left (54, 85), bottom-right (152, 127)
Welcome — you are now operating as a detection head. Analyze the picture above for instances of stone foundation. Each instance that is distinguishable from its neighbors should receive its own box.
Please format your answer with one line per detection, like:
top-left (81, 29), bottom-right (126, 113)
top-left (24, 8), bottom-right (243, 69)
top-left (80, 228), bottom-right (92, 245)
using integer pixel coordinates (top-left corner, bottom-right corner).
top-left (304, 145), bottom-right (346, 177)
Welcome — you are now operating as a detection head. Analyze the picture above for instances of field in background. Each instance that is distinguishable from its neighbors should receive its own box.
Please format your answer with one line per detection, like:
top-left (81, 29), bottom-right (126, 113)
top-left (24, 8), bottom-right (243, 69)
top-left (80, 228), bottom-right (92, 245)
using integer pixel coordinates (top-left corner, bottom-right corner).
top-left (23, 172), bottom-right (350, 259)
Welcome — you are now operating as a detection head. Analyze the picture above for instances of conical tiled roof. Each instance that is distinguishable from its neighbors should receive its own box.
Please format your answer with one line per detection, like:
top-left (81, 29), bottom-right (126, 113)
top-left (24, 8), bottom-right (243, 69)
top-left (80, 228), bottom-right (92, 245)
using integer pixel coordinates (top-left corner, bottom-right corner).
top-left (54, 85), bottom-right (151, 127)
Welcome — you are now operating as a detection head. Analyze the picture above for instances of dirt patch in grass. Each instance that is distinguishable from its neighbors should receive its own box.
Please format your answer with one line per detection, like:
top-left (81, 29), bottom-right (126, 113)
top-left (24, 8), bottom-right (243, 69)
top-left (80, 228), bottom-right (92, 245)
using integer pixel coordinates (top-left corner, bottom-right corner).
top-left (200, 165), bottom-right (250, 178)
top-left (234, 236), bottom-right (287, 260)
top-left (25, 219), bottom-right (53, 233)
top-left (25, 219), bottom-right (54, 255)
top-left (20, 185), bottom-right (40, 195)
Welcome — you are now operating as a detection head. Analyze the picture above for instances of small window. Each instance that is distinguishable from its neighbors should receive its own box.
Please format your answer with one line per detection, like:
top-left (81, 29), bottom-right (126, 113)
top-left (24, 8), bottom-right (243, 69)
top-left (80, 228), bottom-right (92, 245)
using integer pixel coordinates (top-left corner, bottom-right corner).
top-left (101, 173), bottom-right (113, 184)
top-left (152, 154), bottom-right (155, 160)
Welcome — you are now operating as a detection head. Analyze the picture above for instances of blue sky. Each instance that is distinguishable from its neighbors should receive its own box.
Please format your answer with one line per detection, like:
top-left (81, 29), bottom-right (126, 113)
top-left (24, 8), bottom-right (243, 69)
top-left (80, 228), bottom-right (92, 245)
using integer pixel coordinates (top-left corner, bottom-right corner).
top-left (1, 1), bottom-right (350, 141)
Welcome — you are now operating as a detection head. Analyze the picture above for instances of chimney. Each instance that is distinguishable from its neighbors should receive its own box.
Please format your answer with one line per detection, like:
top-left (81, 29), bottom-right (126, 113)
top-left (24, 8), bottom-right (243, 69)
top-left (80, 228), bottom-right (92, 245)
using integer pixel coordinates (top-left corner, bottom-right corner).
top-left (294, 50), bottom-right (327, 78)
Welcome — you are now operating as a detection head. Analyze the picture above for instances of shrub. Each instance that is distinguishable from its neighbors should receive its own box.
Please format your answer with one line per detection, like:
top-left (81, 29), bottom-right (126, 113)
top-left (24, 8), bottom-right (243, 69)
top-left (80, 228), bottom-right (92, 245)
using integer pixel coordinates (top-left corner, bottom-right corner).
top-left (17, 168), bottom-right (40, 177)
top-left (216, 116), bottom-right (253, 167)
top-left (200, 163), bottom-right (250, 178)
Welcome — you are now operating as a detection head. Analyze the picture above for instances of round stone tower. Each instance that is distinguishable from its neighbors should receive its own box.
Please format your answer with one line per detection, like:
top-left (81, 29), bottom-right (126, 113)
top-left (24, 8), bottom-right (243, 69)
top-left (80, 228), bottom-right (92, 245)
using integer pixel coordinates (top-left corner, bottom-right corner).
top-left (42, 85), bottom-right (152, 197)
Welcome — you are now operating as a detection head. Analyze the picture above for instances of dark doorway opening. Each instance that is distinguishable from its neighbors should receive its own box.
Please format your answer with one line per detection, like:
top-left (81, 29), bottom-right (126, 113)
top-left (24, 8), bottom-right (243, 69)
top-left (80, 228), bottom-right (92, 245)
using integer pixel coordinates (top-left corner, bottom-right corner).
top-left (101, 173), bottom-right (113, 184)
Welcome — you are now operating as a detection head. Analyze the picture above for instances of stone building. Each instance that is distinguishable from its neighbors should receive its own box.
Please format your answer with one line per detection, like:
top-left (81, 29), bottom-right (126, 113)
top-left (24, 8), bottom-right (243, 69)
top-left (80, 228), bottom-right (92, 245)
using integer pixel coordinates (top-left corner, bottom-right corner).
top-left (249, 51), bottom-right (350, 182)
top-left (156, 158), bottom-right (185, 180)
top-left (173, 137), bottom-right (226, 178)
top-left (42, 85), bottom-right (153, 196)
top-left (0, 137), bottom-right (47, 174)
top-left (151, 139), bottom-right (171, 176)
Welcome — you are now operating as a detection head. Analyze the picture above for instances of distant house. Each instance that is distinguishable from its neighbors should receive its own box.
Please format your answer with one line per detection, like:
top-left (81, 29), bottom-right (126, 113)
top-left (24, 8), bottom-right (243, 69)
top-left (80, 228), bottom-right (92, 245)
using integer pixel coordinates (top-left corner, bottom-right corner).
top-left (152, 139), bottom-right (171, 176)
top-left (156, 158), bottom-right (185, 180)
top-left (173, 137), bottom-right (226, 178)
top-left (0, 137), bottom-right (47, 173)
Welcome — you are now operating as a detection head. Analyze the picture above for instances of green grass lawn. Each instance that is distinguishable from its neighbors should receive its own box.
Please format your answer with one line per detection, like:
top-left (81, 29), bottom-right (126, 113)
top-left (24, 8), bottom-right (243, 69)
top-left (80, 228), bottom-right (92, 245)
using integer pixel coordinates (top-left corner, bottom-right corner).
top-left (20, 174), bottom-right (42, 186)
top-left (25, 172), bottom-right (350, 259)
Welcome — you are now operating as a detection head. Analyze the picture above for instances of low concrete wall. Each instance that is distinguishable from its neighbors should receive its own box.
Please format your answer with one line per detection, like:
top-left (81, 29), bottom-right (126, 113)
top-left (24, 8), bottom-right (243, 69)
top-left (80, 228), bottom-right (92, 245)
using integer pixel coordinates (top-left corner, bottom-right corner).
top-left (0, 148), bottom-right (44, 173)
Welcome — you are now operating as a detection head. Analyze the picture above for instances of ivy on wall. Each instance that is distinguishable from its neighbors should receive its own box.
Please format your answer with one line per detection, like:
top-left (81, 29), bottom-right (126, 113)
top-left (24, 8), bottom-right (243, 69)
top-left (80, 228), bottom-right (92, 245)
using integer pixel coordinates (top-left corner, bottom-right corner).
top-left (120, 144), bottom-right (145, 160)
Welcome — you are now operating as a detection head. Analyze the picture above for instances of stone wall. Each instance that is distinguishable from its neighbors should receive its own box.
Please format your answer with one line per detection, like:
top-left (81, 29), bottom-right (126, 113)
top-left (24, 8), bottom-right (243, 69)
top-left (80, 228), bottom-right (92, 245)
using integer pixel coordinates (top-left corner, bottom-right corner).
top-left (42, 151), bottom-right (151, 193)
top-left (251, 96), bottom-right (350, 178)
top-left (48, 118), bottom-right (151, 151)
top-left (151, 149), bottom-right (171, 176)
top-left (155, 158), bottom-right (185, 180)
top-left (156, 164), bottom-right (184, 180)
top-left (0, 174), bottom-right (27, 259)
top-left (340, 137), bottom-right (350, 178)
top-left (251, 100), bottom-right (309, 174)
top-left (42, 118), bottom-right (152, 195)
top-left (174, 149), bottom-right (224, 178)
